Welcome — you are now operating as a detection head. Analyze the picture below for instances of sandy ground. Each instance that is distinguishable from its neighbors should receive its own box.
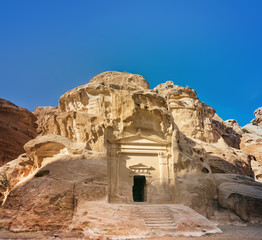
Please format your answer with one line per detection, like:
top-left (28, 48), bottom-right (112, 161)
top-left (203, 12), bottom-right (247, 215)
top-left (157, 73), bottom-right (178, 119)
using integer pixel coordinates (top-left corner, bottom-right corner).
top-left (0, 224), bottom-right (262, 240)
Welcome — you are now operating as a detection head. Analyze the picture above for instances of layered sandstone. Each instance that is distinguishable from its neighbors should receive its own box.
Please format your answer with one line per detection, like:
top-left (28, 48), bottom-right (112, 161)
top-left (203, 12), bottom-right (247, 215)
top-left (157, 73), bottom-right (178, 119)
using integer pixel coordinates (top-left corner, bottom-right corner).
top-left (214, 173), bottom-right (262, 222)
top-left (154, 82), bottom-right (253, 177)
top-left (0, 98), bottom-right (37, 166)
top-left (239, 107), bottom-right (262, 182)
top-left (154, 81), bottom-right (219, 143)
top-left (0, 71), bottom-right (261, 237)
top-left (252, 107), bottom-right (262, 127)
top-left (88, 71), bottom-right (150, 90)
top-left (30, 72), bottom-right (218, 216)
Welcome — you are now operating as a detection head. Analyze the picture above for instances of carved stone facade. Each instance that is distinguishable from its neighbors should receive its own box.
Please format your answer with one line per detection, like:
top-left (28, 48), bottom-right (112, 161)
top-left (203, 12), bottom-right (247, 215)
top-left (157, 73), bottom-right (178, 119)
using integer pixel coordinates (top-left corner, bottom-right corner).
top-left (108, 134), bottom-right (173, 203)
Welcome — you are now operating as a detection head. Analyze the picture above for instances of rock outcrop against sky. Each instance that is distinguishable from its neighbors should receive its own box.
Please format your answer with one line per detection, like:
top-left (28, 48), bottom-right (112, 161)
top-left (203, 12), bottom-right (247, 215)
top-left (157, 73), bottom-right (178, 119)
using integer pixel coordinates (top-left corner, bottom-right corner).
top-left (0, 71), bottom-right (261, 238)
top-left (0, 98), bottom-right (37, 166)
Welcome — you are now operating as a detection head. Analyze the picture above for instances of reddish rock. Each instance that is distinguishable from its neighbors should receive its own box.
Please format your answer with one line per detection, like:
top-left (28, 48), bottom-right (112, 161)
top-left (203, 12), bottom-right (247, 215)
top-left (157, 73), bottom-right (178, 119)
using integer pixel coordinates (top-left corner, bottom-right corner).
top-left (0, 98), bottom-right (37, 166)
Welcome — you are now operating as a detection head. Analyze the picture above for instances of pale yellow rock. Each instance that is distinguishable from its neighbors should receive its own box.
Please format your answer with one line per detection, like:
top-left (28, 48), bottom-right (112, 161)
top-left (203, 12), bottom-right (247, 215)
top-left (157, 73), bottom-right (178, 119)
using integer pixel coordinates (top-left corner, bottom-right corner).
top-left (1, 71), bottom-right (261, 235)
top-left (214, 173), bottom-right (262, 222)
top-left (240, 132), bottom-right (262, 182)
top-left (224, 119), bottom-right (243, 135)
top-left (154, 81), bottom-right (219, 143)
top-left (252, 107), bottom-right (262, 127)
top-left (240, 107), bottom-right (262, 182)
top-left (88, 71), bottom-right (150, 90)
top-left (194, 138), bottom-right (253, 177)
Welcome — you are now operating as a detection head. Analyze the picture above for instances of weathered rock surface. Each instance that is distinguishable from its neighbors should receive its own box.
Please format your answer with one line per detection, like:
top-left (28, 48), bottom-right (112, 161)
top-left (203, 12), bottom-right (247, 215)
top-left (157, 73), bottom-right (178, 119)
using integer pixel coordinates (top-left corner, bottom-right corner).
top-left (211, 117), bottom-right (242, 149)
top-left (24, 134), bottom-right (88, 168)
top-left (214, 174), bottom-right (262, 222)
top-left (0, 153), bottom-right (34, 204)
top-left (88, 71), bottom-right (150, 90)
top-left (0, 150), bottom-right (220, 237)
top-left (2, 72), bottom-right (218, 217)
top-left (224, 119), bottom-right (243, 134)
top-left (242, 123), bottom-right (262, 137)
top-left (34, 91), bottom-right (217, 217)
top-left (0, 98), bottom-right (37, 166)
top-left (34, 106), bottom-right (59, 134)
top-left (154, 81), bottom-right (219, 143)
top-left (238, 108), bottom-right (262, 182)
top-left (251, 107), bottom-right (262, 127)
top-left (70, 202), bottom-right (221, 237)
top-left (194, 139), bottom-right (253, 177)
top-left (0, 153), bottom-right (107, 231)
top-left (0, 71), bottom-right (261, 236)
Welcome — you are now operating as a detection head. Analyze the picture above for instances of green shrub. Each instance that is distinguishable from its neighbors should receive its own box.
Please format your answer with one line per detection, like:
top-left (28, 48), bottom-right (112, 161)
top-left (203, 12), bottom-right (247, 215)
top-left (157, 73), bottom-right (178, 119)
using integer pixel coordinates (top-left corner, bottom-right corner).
top-left (0, 173), bottom-right (10, 189)
top-left (242, 128), bottom-right (249, 133)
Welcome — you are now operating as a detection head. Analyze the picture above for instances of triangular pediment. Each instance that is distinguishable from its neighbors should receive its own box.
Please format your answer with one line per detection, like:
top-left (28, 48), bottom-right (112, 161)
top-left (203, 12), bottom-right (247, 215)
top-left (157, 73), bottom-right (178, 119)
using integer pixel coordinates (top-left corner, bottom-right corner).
top-left (114, 134), bottom-right (168, 145)
top-left (129, 163), bottom-right (150, 169)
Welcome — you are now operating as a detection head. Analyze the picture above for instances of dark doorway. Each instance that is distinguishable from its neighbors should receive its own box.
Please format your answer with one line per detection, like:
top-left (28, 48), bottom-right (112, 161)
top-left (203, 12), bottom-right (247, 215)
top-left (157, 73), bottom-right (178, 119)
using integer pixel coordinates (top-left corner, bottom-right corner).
top-left (133, 175), bottom-right (146, 202)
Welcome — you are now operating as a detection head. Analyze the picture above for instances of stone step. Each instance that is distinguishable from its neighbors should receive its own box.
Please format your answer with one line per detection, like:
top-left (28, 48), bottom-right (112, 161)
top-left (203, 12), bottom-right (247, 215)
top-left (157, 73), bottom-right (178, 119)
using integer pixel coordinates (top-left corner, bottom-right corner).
top-left (147, 224), bottom-right (175, 229)
top-left (143, 214), bottom-right (171, 217)
top-left (143, 215), bottom-right (172, 218)
top-left (144, 218), bottom-right (173, 221)
top-left (147, 227), bottom-right (176, 230)
top-left (144, 215), bottom-right (171, 217)
top-left (138, 205), bottom-right (176, 232)
top-left (142, 211), bottom-right (169, 215)
top-left (142, 212), bottom-right (170, 215)
top-left (141, 208), bottom-right (168, 211)
top-left (145, 219), bottom-right (173, 222)
top-left (147, 225), bottom-right (176, 228)
top-left (146, 222), bottom-right (174, 225)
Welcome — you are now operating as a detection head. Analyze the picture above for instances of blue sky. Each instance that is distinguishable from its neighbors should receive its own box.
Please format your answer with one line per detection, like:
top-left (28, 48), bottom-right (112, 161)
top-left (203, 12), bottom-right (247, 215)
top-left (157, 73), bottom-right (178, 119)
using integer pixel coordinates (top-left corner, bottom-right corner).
top-left (0, 0), bottom-right (261, 126)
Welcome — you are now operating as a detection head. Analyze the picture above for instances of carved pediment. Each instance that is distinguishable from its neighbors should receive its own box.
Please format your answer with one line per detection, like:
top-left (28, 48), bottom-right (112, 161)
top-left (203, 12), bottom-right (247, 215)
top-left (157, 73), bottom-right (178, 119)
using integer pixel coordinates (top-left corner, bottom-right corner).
top-left (115, 134), bottom-right (168, 145)
top-left (129, 163), bottom-right (155, 174)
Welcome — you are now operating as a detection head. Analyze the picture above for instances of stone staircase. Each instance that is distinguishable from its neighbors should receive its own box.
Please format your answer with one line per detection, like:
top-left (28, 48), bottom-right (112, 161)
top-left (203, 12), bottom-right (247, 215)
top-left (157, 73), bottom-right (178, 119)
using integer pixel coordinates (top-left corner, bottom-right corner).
top-left (138, 205), bottom-right (176, 231)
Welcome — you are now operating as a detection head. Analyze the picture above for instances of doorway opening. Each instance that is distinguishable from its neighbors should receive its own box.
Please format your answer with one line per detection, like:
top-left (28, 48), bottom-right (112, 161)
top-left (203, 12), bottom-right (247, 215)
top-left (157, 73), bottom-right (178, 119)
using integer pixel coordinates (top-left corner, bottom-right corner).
top-left (133, 175), bottom-right (146, 202)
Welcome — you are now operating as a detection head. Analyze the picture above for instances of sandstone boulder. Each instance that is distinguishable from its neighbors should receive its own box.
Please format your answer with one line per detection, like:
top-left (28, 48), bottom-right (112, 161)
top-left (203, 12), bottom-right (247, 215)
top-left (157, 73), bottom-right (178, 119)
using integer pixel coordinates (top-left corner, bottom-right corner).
top-left (0, 153), bottom-right (34, 205)
top-left (251, 107), bottom-right (262, 127)
top-left (242, 123), bottom-right (262, 137)
top-left (240, 107), bottom-right (262, 181)
top-left (224, 119), bottom-right (243, 135)
top-left (194, 139), bottom-right (253, 177)
top-left (0, 153), bottom-right (107, 231)
top-left (24, 134), bottom-right (88, 168)
top-left (211, 118), bottom-right (242, 149)
top-left (88, 71), bottom-right (150, 90)
top-left (34, 106), bottom-right (59, 134)
top-left (0, 98), bottom-right (37, 166)
top-left (214, 173), bottom-right (262, 222)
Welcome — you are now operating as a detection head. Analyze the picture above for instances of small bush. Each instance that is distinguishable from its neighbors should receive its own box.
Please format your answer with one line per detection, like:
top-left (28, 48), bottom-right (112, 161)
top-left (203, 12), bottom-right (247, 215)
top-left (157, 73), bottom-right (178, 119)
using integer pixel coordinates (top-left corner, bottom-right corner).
top-left (0, 173), bottom-right (10, 189)
top-left (252, 122), bottom-right (259, 126)
top-left (242, 128), bottom-right (249, 133)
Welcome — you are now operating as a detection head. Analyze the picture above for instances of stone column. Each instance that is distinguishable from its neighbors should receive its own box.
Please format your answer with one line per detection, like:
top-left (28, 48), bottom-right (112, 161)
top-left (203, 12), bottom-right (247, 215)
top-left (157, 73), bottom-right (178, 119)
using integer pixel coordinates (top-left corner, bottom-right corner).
top-left (158, 152), bottom-right (169, 184)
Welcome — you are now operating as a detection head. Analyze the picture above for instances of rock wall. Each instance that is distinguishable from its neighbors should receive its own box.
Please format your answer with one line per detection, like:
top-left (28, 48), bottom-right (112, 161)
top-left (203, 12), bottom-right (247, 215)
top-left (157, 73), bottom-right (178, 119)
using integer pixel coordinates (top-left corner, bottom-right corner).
top-left (1, 71), bottom-right (261, 232)
top-left (240, 107), bottom-right (262, 182)
top-left (154, 81), bottom-right (219, 143)
top-left (0, 98), bottom-right (37, 166)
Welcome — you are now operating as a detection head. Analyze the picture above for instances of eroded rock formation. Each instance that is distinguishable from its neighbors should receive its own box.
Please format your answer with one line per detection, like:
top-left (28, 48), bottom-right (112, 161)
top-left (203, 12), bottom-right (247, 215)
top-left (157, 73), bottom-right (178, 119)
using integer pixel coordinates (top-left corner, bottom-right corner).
top-left (0, 98), bottom-right (37, 166)
top-left (0, 71), bottom-right (262, 237)
top-left (239, 107), bottom-right (262, 182)
top-left (214, 174), bottom-right (262, 222)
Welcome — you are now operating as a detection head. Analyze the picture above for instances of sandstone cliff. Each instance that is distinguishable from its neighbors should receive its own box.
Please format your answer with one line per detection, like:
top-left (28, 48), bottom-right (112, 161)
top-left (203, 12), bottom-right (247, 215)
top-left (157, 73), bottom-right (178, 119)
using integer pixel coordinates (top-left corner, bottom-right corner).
top-left (0, 98), bottom-right (37, 166)
top-left (0, 71), bottom-right (261, 236)
top-left (240, 107), bottom-right (262, 182)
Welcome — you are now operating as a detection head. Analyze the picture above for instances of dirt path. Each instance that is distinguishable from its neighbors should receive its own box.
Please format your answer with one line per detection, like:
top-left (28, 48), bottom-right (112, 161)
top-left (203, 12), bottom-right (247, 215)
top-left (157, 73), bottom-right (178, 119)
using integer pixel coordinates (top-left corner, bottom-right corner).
top-left (0, 224), bottom-right (262, 240)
